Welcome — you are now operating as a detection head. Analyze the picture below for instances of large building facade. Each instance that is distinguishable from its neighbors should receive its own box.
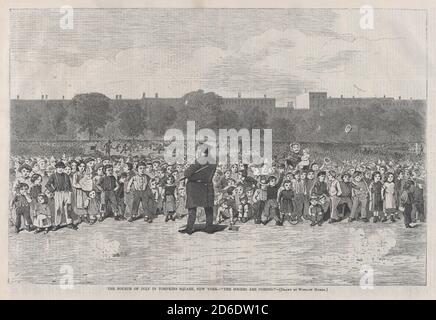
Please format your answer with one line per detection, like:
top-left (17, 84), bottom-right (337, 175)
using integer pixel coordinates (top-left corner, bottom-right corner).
top-left (296, 91), bottom-right (426, 111)
top-left (11, 92), bottom-right (276, 111)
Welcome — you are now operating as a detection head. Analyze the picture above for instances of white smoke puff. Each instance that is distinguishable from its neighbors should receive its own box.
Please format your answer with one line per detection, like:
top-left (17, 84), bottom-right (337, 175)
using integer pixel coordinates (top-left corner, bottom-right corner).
top-left (91, 232), bottom-right (121, 259)
top-left (348, 227), bottom-right (397, 266)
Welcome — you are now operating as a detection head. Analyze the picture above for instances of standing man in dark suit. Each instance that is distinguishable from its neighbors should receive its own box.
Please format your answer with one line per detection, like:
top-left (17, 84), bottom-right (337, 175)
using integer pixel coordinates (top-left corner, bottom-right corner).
top-left (179, 146), bottom-right (217, 235)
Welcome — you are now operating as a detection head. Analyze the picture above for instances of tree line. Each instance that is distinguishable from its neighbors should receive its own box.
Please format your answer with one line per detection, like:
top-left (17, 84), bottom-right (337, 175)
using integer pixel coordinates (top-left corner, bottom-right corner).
top-left (11, 89), bottom-right (424, 144)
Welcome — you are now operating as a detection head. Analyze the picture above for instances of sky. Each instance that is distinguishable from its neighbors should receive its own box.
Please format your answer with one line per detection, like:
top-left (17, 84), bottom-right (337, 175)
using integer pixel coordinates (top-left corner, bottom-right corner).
top-left (10, 8), bottom-right (427, 107)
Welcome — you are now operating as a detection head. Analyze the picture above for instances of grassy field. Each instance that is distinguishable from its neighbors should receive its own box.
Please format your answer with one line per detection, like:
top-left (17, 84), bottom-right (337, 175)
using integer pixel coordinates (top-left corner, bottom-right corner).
top-left (8, 214), bottom-right (426, 287)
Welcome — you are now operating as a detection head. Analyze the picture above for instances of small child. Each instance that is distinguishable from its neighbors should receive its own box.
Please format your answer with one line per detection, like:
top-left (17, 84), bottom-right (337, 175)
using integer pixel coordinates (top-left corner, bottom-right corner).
top-left (84, 190), bottom-right (100, 224)
top-left (238, 195), bottom-right (251, 223)
top-left (370, 171), bottom-right (384, 223)
top-left (318, 194), bottom-right (330, 222)
top-left (93, 164), bottom-right (105, 203)
top-left (12, 164), bottom-right (32, 196)
top-left (33, 194), bottom-right (52, 234)
top-left (116, 172), bottom-right (128, 219)
top-left (216, 198), bottom-right (234, 224)
top-left (147, 179), bottom-right (161, 221)
top-left (29, 174), bottom-right (43, 202)
top-left (400, 180), bottom-right (415, 228)
top-left (308, 195), bottom-right (323, 226)
top-left (175, 187), bottom-right (186, 219)
top-left (163, 175), bottom-right (177, 222)
top-left (278, 180), bottom-right (294, 225)
top-left (233, 184), bottom-right (245, 219)
top-left (350, 171), bottom-right (369, 222)
top-left (310, 171), bottom-right (328, 197)
top-left (252, 177), bottom-right (268, 224)
top-left (383, 172), bottom-right (397, 222)
top-left (97, 165), bottom-right (122, 221)
top-left (10, 183), bottom-right (34, 233)
top-left (262, 173), bottom-right (283, 225)
top-left (298, 148), bottom-right (311, 169)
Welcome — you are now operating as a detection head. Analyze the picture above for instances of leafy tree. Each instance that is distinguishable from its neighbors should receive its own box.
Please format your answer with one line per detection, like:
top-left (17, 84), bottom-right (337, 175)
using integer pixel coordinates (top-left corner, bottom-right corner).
top-left (271, 117), bottom-right (296, 142)
top-left (38, 101), bottom-right (68, 139)
top-left (175, 89), bottom-right (223, 130)
top-left (119, 104), bottom-right (147, 140)
top-left (241, 106), bottom-right (268, 130)
top-left (11, 106), bottom-right (41, 139)
top-left (69, 93), bottom-right (112, 140)
top-left (217, 109), bottom-right (241, 129)
top-left (146, 102), bottom-right (178, 136)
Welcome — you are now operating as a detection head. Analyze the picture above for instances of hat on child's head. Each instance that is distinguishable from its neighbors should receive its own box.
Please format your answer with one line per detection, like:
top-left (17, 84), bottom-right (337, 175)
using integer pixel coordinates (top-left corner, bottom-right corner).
top-left (18, 164), bottom-right (32, 172)
top-left (239, 170), bottom-right (248, 177)
top-left (245, 185), bottom-right (255, 193)
top-left (103, 164), bottom-right (113, 172)
top-left (268, 175), bottom-right (277, 182)
top-left (259, 176), bottom-right (268, 185)
top-left (55, 161), bottom-right (66, 169)
top-left (310, 195), bottom-right (318, 201)
top-left (317, 171), bottom-right (326, 177)
top-left (84, 157), bottom-right (94, 164)
top-left (415, 178), bottom-right (424, 185)
top-left (118, 172), bottom-right (128, 179)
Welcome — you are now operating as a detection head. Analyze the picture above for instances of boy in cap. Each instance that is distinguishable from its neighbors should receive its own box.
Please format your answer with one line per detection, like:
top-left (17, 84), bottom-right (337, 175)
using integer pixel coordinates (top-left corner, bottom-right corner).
top-left (45, 161), bottom-right (77, 230)
top-left (127, 161), bottom-right (152, 222)
top-left (97, 164), bottom-right (124, 221)
top-left (238, 194), bottom-right (251, 223)
top-left (216, 198), bottom-right (233, 224)
top-left (310, 171), bottom-right (328, 198)
top-left (308, 195), bottom-right (323, 226)
top-left (350, 171), bottom-right (369, 223)
top-left (10, 182), bottom-right (34, 233)
top-left (12, 164), bottom-right (32, 196)
top-left (338, 173), bottom-right (353, 218)
top-left (262, 171), bottom-right (284, 225)
top-left (252, 176), bottom-right (268, 224)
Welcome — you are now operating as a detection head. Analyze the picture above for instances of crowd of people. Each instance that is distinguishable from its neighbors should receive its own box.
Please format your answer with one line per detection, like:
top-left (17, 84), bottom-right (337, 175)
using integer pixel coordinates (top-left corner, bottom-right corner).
top-left (9, 142), bottom-right (425, 235)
